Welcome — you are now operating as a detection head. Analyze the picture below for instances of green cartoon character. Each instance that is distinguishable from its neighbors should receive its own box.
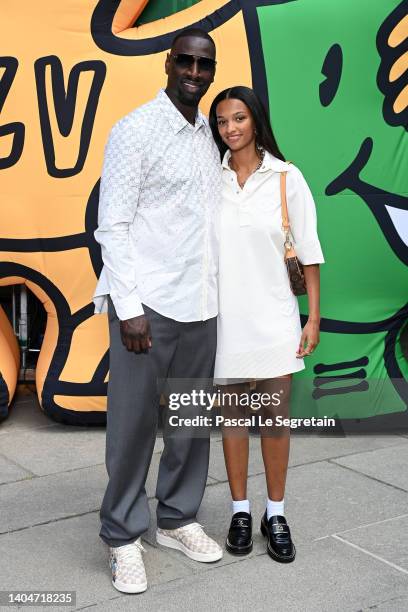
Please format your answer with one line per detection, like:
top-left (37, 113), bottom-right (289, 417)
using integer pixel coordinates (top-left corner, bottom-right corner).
top-left (257, 0), bottom-right (407, 423)
top-left (133, 0), bottom-right (407, 424)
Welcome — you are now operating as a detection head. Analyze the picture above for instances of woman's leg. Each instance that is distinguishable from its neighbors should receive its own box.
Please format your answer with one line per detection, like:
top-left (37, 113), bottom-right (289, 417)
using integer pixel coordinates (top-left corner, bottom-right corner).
top-left (220, 381), bottom-right (253, 555)
top-left (256, 375), bottom-right (296, 562)
top-left (220, 382), bottom-right (250, 501)
top-left (256, 375), bottom-right (291, 503)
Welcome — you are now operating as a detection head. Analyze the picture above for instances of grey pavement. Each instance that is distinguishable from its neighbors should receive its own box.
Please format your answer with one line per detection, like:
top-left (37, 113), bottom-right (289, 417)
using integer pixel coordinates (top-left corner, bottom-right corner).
top-left (0, 387), bottom-right (408, 611)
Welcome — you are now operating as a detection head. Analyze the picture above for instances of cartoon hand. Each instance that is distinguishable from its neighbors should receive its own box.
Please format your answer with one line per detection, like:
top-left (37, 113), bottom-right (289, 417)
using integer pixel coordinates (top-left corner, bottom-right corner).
top-left (376, 2), bottom-right (408, 128)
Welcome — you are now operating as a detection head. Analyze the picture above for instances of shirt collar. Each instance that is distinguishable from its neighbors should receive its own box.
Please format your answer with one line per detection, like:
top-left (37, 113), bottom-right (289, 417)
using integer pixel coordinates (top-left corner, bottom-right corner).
top-left (157, 89), bottom-right (207, 134)
top-left (222, 149), bottom-right (292, 173)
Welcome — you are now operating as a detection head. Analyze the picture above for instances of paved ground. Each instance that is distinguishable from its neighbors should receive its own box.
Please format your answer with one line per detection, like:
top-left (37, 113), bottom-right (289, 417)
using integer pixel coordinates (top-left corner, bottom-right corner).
top-left (1, 386), bottom-right (408, 611)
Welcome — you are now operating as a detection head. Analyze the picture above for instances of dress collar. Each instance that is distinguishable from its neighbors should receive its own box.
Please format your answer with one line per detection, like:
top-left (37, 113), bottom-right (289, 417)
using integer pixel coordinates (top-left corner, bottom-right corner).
top-left (157, 88), bottom-right (207, 134)
top-left (222, 149), bottom-right (292, 173)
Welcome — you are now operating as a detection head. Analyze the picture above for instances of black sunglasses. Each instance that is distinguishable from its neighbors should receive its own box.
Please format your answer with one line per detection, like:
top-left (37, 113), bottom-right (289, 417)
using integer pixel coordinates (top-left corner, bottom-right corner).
top-left (169, 53), bottom-right (216, 73)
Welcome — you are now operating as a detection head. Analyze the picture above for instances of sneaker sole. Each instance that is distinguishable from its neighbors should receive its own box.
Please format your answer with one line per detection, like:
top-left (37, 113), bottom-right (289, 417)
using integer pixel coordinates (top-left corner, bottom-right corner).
top-left (111, 579), bottom-right (147, 594)
top-left (156, 531), bottom-right (223, 563)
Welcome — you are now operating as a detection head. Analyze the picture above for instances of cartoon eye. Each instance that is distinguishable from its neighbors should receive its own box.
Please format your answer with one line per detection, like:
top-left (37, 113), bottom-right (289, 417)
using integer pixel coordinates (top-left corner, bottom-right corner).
top-left (320, 43), bottom-right (343, 107)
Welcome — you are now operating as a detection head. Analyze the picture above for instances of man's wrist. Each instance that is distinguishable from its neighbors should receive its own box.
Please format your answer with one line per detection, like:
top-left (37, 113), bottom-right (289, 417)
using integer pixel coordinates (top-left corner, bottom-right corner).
top-left (120, 314), bottom-right (146, 324)
top-left (111, 292), bottom-right (144, 321)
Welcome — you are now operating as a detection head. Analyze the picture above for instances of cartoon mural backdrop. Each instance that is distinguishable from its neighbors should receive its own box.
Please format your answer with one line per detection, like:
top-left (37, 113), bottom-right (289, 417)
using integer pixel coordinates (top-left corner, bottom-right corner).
top-left (0, 0), bottom-right (406, 426)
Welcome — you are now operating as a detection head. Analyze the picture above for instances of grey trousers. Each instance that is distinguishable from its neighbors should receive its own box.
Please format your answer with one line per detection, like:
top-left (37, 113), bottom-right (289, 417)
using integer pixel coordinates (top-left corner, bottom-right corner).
top-left (99, 298), bottom-right (217, 547)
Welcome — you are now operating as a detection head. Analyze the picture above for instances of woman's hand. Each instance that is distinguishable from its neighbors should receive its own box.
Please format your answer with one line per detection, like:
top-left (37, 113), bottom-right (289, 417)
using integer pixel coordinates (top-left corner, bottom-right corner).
top-left (296, 318), bottom-right (320, 358)
top-left (297, 264), bottom-right (321, 358)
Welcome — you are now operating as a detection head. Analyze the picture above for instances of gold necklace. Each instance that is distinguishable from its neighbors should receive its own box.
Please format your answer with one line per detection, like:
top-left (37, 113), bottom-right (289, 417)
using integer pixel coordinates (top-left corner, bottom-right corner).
top-left (229, 148), bottom-right (265, 189)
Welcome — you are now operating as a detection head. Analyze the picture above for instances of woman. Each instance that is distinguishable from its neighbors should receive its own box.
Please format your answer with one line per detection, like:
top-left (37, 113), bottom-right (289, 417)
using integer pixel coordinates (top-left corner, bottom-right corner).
top-left (209, 86), bottom-right (324, 562)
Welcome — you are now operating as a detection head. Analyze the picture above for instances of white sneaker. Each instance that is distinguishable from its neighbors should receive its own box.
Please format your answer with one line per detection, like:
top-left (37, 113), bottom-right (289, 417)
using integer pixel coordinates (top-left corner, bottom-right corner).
top-left (109, 538), bottom-right (147, 594)
top-left (156, 523), bottom-right (223, 562)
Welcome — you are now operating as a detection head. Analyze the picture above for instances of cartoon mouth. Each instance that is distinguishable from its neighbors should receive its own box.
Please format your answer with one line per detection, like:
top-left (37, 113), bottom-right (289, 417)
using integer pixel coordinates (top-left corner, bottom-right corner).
top-left (326, 137), bottom-right (408, 265)
top-left (385, 205), bottom-right (408, 248)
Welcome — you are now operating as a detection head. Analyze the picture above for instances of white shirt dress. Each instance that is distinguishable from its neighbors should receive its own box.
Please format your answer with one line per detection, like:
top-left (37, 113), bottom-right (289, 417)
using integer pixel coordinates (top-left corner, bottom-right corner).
top-left (214, 150), bottom-right (325, 383)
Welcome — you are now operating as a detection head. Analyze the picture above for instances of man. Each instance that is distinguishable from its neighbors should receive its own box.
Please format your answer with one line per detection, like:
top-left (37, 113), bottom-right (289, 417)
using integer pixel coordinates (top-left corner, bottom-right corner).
top-left (93, 28), bottom-right (223, 594)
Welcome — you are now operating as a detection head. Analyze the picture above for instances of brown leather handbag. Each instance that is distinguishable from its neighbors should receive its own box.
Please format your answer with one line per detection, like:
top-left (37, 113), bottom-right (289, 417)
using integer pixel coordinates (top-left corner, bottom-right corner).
top-left (280, 167), bottom-right (307, 296)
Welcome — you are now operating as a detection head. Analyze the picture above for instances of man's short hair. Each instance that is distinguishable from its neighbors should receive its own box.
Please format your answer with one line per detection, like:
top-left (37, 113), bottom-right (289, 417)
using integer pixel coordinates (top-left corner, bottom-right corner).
top-left (171, 27), bottom-right (216, 53)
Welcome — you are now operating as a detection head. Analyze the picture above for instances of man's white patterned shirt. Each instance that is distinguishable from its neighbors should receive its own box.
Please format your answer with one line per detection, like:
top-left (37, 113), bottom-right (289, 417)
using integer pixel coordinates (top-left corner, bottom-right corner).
top-left (93, 89), bottom-right (222, 321)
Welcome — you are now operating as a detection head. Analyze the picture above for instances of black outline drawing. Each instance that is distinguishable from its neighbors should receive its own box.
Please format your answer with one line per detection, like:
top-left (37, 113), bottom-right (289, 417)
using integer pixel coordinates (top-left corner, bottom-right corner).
top-left (34, 56), bottom-right (106, 178)
top-left (0, 57), bottom-right (25, 170)
top-left (0, 0), bottom-right (406, 426)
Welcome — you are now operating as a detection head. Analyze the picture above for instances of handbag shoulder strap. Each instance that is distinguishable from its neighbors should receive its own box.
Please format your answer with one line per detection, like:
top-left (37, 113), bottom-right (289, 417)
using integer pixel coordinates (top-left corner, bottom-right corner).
top-left (280, 161), bottom-right (292, 232)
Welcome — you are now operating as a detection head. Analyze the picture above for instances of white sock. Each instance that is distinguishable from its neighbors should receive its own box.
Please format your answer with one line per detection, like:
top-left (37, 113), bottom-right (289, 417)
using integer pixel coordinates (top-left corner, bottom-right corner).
top-left (232, 499), bottom-right (250, 515)
top-left (267, 498), bottom-right (285, 519)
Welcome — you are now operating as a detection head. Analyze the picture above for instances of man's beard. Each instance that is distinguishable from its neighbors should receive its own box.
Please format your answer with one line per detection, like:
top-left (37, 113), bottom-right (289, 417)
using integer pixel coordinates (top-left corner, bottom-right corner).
top-left (178, 82), bottom-right (208, 107)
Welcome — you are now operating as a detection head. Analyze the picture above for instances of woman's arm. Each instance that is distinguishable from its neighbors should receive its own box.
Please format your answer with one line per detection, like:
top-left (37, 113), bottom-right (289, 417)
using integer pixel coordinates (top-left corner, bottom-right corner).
top-left (285, 167), bottom-right (324, 359)
top-left (296, 264), bottom-right (320, 358)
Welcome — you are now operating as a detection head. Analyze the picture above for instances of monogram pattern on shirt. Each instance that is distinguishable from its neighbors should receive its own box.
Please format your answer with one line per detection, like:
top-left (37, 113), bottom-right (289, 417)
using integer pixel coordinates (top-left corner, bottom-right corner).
top-left (94, 89), bottom-right (222, 321)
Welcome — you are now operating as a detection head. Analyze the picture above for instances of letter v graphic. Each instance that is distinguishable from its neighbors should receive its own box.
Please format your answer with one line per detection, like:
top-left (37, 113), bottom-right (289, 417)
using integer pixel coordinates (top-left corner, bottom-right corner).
top-left (34, 56), bottom-right (106, 178)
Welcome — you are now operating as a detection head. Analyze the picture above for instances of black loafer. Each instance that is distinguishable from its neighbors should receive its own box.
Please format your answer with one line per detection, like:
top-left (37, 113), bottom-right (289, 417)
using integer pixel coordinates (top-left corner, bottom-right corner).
top-left (260, 512), bottom-right (296, 563)
top-left (226, 512), bottom-right (253, 555)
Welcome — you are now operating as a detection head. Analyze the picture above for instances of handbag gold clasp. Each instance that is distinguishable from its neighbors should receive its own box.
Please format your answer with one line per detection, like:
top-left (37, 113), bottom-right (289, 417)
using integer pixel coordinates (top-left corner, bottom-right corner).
top-left (283, 227), bottom-right (292, 250)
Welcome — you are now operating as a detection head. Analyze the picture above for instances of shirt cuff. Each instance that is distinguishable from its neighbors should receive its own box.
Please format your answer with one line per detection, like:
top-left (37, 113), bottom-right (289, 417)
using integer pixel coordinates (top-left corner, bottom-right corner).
top-left (111, 290), bottom-right (145, 321)
top-left (295, 239), bottom-right (325, 265)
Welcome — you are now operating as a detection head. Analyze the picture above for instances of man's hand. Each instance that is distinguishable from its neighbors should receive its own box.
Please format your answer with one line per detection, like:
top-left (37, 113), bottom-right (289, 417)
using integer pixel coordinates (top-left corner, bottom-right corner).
top-left (119, 315), bottom-right (152, 353)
